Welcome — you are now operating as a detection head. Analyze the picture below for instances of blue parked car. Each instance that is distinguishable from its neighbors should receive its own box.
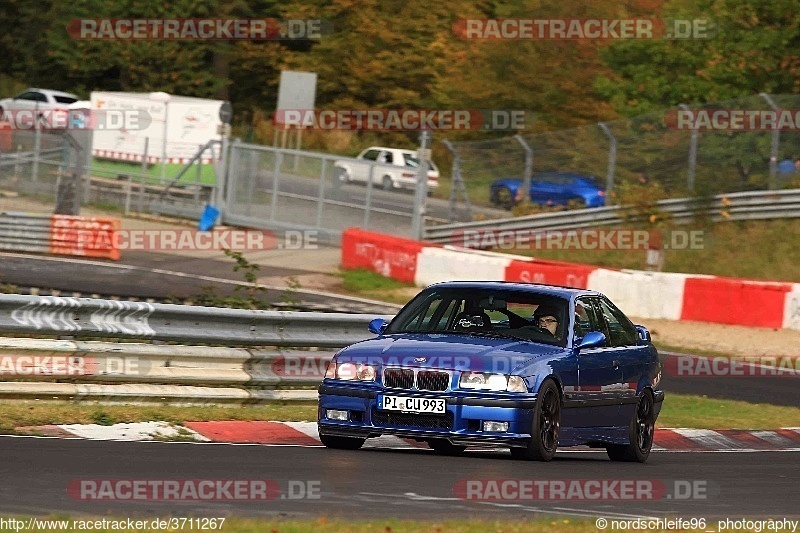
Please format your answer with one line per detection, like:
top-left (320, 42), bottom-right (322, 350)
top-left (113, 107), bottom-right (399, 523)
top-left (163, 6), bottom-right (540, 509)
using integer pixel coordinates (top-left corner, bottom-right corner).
top-left (490, 172), bottom-right (606, 209)
top-left (318, 281), bottom-right (663, 462)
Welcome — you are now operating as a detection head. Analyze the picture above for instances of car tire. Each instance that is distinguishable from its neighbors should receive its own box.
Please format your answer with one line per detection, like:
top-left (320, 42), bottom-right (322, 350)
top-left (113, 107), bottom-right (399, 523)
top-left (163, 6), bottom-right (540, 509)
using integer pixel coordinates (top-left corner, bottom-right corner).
top-left (491, 186), bottom-right (515, 210)
top-left (334, 167), bottom-right (350, 184)
top-left (381, 175), bottom-right (393, 190)
top-left (319, 434), bottom-right (366, 450)
top-left (510, 379), bottom-right (560, 461)
top-left (427, 439), bottom-right (466, 455)
top-left (570, 197), bottom-right (588, 209)
top-left (606, 390), bottom-right (655, 463)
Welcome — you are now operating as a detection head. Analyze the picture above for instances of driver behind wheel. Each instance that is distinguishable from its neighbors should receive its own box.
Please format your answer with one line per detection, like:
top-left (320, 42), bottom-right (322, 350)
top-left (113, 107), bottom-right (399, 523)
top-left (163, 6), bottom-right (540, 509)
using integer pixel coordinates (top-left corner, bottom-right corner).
top-left (534, 305), bottom-right (560, 338)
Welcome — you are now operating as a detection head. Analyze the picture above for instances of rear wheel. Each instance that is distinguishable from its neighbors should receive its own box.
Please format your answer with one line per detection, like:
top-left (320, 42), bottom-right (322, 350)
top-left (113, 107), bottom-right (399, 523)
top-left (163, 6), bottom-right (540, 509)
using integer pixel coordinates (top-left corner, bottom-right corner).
top-left (427, 439), bottom-right (466, 455)
top-left (510, 379), bottom-right (560, 461)
top-left (606, 390), bottom-right (655, 463)
top-left (382, 175), bottom-right (393, 190)
top-left (320, 434), bottom-right (365, 450)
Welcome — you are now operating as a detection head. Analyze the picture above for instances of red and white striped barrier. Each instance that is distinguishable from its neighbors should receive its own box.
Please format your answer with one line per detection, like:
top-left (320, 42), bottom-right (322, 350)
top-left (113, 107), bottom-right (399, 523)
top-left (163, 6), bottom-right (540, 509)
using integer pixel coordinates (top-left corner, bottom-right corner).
top-left (92, 149), bottom-right (214, 165)
top-left (341, 228), bottom-right (800, 330)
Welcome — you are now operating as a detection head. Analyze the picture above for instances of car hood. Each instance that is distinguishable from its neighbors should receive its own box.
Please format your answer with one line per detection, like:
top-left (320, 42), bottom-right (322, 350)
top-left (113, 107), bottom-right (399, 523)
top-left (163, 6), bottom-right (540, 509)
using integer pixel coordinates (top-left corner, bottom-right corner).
top-left (337, 333), bottom-right (564, 374)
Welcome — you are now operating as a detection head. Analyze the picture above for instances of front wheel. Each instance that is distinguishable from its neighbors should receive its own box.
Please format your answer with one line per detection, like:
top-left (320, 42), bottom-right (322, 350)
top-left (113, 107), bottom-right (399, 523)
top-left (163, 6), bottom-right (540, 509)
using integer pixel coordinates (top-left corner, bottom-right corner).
top-left (606, 390), bottom-right (655, 463)
top-left (510, 379), bottom-right (560, 461)
top-left (320, 434), bottom-right (365, 450)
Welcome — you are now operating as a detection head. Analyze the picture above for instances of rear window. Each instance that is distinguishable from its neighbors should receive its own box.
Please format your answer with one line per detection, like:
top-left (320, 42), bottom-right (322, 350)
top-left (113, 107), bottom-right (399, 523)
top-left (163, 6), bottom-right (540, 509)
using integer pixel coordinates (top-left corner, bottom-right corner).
top-left (54, 96), bottom-right (78, 104)
top-left (403, 153), bottom-right (437, 170)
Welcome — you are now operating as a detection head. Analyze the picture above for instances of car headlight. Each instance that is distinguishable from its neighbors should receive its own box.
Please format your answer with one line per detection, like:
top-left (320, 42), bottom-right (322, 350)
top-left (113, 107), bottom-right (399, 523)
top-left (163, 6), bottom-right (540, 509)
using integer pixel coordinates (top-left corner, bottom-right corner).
top-left (506, 375), bottom-right (528, 393)
top-left (459, 372), bottom-right (528, 392)
top-left (331, 362), bottom-right (376, 381)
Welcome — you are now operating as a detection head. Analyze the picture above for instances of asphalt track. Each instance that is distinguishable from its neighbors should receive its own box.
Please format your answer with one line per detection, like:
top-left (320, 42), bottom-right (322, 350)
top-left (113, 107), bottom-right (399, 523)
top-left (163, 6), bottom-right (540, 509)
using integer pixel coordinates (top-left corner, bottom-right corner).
top-left (0, 436), bottom-right (796, 520)
top-left (0, 252), bottom-right (400, 314)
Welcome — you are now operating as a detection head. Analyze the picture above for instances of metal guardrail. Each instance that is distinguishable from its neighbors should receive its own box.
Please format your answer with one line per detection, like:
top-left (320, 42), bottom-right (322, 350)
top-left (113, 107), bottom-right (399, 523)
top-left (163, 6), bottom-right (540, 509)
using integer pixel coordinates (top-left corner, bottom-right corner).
top-left (0, 294), bottom-right (394, 404)
top-left (0, 213), bottom-right (51, 254)
top-left (423, 189), bottom-right (800, 243)
top-left (0, 147), bottom-right (62, 168)
top-left (0, 294), bottom-right (392, 348)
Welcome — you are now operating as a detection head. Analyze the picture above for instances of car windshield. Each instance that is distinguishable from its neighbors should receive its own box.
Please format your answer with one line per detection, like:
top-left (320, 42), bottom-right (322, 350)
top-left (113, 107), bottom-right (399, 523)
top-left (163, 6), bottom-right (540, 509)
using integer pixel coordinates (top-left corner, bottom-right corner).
top-left (385, 287), bottom-right (569, 347)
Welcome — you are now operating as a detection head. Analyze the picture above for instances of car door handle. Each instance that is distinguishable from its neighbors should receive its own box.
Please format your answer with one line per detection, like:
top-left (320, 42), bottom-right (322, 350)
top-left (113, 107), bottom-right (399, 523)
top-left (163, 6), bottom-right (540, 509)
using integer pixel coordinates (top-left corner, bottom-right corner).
top-left (612, 360), bottom-right (620, 368)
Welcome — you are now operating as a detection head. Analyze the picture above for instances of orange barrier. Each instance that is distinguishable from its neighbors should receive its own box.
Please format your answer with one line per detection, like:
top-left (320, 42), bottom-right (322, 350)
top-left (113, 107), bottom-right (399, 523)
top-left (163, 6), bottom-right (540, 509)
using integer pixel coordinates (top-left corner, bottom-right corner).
top-left (49, 215), bottom-right (121, 261)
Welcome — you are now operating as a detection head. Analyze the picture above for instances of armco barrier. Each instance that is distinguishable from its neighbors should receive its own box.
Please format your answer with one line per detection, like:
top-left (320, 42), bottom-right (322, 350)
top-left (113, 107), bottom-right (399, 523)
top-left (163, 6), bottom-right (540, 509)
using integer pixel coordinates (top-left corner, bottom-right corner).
top-left (0, 294), bottom-right (390, 404)
top-left (0, 294), bottom-right (391, 347)
top-left (0, 212), bottom-right (120, 260)
top-left (340, 228), bottom-right (800, 331)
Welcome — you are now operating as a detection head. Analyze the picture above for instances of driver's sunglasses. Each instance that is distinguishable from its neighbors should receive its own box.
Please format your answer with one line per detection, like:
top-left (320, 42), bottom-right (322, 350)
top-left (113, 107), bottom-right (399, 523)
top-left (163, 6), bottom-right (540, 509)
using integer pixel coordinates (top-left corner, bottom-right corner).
top-left (538, 317), bottom-right (558, 325)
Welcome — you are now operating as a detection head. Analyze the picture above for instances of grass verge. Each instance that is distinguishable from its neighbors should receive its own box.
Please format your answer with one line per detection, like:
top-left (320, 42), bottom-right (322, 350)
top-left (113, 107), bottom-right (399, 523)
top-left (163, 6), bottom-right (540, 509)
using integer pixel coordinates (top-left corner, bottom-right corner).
top-left (3, 393), bottom-right (800, 433)
top-left (505, 219), bottom-right (800, 283)
top-left (657, 394), bottom-right (800, 429)
top-left (0, 402), bottom-right (317, 434)
top-left (338, 268), bottom-right (417, 305)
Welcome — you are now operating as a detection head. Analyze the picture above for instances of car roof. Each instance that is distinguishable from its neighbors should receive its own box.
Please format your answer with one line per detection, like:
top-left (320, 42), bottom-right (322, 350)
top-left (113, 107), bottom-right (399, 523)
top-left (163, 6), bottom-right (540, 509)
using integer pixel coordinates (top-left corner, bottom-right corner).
top-left (425, 280), bottom-right (599, 299)
top-left (24, 88), bottom-right (79, 98)
top-left (366, 146), bottom-right (417, 154)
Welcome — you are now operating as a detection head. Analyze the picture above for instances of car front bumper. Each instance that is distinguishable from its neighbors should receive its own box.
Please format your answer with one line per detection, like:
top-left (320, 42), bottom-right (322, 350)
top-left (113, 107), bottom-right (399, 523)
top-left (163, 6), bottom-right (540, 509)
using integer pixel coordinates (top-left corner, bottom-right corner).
top-left (318, 382), bottom-right (537, 448)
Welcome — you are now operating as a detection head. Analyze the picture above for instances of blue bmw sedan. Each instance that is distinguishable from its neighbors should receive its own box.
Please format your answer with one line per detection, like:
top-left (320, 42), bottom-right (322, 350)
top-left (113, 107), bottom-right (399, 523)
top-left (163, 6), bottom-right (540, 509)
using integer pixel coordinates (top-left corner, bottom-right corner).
top-left (318, 281), bottom-right (663, 462)
top-left (489, 172), bottom-right (606, 209)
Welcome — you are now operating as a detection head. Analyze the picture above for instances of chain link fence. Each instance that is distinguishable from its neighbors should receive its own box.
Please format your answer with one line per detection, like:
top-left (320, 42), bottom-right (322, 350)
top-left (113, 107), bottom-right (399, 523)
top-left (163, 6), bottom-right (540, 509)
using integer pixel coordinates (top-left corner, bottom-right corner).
top-left (224, 141), bottom-right (416, 239)
top-left (447, 94), bottom-right (800, 218)
top-left (3, 94), bottom-right (800, 238)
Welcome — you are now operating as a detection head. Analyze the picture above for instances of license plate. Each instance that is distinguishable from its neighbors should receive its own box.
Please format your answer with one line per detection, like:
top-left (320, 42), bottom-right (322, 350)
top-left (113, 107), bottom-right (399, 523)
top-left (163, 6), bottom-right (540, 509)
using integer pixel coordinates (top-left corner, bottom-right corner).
top-left (379, 395), bottom-right (446, 414)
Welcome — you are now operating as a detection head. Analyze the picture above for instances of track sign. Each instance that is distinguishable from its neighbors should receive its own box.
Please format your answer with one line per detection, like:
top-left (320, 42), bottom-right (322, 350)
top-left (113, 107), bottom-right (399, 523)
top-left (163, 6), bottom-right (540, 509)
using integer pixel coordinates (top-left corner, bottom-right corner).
top-left (276, 71), bottom-right (317, 126)
top-left (219, 101), bottom-right (233, 124)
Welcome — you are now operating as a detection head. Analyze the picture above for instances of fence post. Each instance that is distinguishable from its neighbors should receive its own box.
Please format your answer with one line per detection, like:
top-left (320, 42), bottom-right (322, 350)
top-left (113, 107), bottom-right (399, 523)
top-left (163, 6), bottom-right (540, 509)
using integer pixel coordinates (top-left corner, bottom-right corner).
top-left (760, 93), bottom-right (781, 190)
top-left (269, 148), bottom-right (282, 221)
top-left (363, 162), bottom-right (375, 228)
top-left (316, 157), bottom-right (327, 229)
top-left (679, 104), bottom-right (698, 193)
top-left (598, 122), bottom-right (616, 197)
top-left (442, 139), bottom-right (473, 223)
top-left (514, 134), bottom-right (533, 204)
top-left (31, 119), bottom-right (41, 186)
top-left (410, 130), bottom-right (431, 240)
top-left (138, 137), bottom-right (149, 213)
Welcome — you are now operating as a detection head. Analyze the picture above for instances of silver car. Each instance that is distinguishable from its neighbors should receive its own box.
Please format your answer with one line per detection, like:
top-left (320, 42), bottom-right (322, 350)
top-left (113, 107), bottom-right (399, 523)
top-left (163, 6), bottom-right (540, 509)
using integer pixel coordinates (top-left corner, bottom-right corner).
top-left (334, 146), bottom-right (440, 191)
top-left (0, 88), bottom-right (79, 114)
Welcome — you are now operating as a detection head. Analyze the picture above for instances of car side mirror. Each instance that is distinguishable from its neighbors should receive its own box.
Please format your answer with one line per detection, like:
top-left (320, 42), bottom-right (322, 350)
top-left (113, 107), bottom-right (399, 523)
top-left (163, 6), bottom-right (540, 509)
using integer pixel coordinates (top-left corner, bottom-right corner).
top-left (368, 318), bottom-right (388, 335)
top-left (635, 325), bottom-right (651, 344)
top-left (577, 331), bottom-right (606, 351)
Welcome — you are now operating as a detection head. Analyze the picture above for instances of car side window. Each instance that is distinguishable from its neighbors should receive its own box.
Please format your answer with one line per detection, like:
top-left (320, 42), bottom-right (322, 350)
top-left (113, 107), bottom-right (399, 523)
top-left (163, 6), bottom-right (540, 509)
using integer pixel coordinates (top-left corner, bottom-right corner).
top-left (597, 298), bottom-right (638, 347)
top-left (574, 297), bottom-right (601, 339)
top-left (16, 91), bottom-right (40, 101)
top-left (361, 149), bottom-right (380, 161)
top-left (379, 151), bottom-right (393, 164)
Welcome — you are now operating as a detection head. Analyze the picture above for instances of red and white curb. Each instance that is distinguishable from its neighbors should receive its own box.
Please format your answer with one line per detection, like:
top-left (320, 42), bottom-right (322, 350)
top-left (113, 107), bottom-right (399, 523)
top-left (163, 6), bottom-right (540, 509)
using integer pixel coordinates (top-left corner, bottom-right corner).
top-left (15, 422), bottom-right (800, 452)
